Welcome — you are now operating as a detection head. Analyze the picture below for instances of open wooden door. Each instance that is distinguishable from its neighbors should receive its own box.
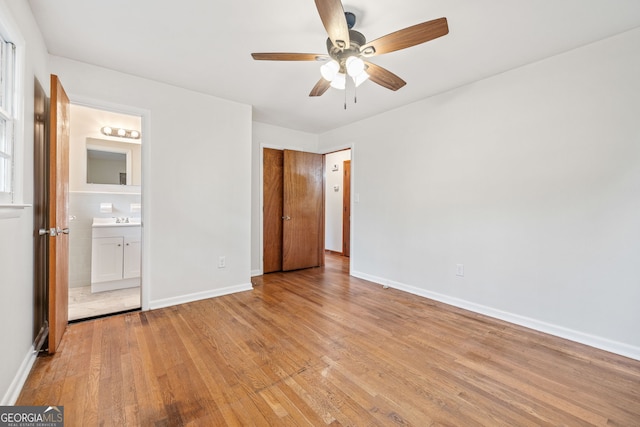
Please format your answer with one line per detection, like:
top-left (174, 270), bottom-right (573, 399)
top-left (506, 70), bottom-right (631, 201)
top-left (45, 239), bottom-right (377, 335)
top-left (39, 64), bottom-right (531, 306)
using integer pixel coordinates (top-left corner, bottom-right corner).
top-left (282, 149), bottom-right (324, 271)
top-left (342, 160), bottom-right (351, 257)
top-left (263, 148), bottom-right (284, 273)
top-left (48, 75), bottom-right (70, 354)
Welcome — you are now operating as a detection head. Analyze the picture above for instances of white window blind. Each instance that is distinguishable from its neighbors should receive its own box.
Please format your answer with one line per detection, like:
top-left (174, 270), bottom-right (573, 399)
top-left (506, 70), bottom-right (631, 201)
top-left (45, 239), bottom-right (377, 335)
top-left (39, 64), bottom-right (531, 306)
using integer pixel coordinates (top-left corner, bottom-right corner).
top-left (0, 35), bottom-right (16, 203)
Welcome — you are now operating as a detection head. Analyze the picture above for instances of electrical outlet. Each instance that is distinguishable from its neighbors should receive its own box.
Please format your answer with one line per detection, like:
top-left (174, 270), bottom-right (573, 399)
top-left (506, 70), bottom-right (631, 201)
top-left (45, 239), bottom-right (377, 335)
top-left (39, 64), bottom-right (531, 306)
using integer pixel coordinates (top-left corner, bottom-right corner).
top-left (456, 264), bottom-right (464, 277)
top-left (218, 256), bottom-right (226, 268)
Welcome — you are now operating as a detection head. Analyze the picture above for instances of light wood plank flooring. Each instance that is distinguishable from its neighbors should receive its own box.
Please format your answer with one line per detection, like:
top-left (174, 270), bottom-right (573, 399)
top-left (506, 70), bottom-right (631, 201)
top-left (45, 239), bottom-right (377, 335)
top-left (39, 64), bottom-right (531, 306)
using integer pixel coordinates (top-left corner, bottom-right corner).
top-left (18, 254), bottom-right (640, 425)
top-left (68, 285), bottom-right (141, 321)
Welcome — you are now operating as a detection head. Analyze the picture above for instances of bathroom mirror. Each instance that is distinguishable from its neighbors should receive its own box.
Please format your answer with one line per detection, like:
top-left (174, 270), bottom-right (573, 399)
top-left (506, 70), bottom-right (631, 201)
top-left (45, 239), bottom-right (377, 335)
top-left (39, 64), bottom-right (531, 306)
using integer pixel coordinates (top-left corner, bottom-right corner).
top-left (85, 137), bottom-right (141, 186)
top-left (86, 148), bottom-right (129, 185)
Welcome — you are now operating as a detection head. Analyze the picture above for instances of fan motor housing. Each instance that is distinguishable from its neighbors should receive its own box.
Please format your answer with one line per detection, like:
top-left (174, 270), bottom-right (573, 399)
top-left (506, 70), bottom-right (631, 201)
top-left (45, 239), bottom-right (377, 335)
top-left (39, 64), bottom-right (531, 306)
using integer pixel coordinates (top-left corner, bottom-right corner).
top-left (326, 30), bottom-right (367, 63)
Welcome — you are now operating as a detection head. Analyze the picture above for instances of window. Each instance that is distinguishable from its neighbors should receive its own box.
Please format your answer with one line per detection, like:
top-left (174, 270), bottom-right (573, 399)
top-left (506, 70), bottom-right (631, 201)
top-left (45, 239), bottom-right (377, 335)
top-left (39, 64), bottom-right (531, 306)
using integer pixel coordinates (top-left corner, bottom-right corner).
top-left (0, 34), bottom-right (15, 204)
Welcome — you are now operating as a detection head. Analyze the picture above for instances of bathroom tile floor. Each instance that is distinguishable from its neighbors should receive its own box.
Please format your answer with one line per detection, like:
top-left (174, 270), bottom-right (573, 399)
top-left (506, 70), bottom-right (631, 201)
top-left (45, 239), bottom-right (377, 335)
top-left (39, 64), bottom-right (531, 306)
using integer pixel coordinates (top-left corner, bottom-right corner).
top-left (68, 285), bottom-right (141, 321)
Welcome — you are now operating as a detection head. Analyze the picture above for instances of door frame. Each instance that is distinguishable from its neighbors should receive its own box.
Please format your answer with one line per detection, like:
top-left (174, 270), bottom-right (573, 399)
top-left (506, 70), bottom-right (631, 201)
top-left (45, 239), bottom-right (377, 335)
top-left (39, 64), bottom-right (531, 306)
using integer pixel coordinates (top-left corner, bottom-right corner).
top-left (258, 142), bottom-right (355, 276)
top-left (68, 95), bottom-right (152, 310)
top-left (33, 77), bottom-right (49, 352)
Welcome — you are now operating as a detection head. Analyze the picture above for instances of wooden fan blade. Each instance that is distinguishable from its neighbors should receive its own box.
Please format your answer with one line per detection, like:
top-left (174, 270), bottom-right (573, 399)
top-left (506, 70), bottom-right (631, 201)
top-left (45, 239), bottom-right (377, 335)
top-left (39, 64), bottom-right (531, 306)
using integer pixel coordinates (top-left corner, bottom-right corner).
top-left (360, 17), bottom-right (448, 57)
top-left (314, 0), bottom-right (350, 49)
top-left (309, 78), bottom-right (331, 97)
top-left (364, 62), bottom-right (406, 91)
top-left (251, 53), bottom-right (329, 61)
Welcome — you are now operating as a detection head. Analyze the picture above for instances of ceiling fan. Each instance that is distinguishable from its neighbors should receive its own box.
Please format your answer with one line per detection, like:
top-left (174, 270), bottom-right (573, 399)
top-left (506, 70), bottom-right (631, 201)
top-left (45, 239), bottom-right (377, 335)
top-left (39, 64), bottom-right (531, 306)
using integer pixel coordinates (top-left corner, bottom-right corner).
top-left (251, 0), bottom-right (449, 97)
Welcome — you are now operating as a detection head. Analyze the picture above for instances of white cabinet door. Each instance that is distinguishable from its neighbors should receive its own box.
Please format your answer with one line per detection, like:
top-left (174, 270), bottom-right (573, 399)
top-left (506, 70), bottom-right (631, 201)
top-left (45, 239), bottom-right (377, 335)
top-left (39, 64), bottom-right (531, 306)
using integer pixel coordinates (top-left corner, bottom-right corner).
top-left (91, 237), bottom-right (124, 283)
top-left (123, 236), bottom-right (141, 279)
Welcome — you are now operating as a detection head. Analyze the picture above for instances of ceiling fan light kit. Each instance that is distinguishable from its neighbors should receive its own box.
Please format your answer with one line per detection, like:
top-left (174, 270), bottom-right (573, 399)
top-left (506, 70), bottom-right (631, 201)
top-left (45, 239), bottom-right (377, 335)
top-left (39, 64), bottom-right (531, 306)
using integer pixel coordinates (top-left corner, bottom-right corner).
top-left (320, 60), bottom-right (340, 81)
top-left (251, 0), bottom-right (449, 106)
top-left (346, 56), bottom-right (365, 77)
top-left (329, 72), bottom-right (346, 90)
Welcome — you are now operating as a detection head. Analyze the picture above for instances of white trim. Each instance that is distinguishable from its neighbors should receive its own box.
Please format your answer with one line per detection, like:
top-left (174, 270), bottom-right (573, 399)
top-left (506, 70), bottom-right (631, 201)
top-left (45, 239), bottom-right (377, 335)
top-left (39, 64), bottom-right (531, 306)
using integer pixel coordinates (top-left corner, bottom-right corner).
top-left (351, 270), bottom-right (640, 362)
top-left (0, 203), bottom-right (30, 218)
top-left (91, 279), bottom-right (139, 293)
top-left (1, 345), bottom-right (37, 405)
top-left (251, 269), bottom-right (261, 277)
top-left (149, 283), bottom-right (253, 310)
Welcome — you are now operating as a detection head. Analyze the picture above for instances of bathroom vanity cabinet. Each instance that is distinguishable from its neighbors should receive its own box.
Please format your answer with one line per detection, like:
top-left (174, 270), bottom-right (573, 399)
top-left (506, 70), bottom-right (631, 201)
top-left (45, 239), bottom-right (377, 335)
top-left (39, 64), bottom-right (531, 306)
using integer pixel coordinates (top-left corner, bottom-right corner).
top-left (91, 219), bottom-right (141, 292)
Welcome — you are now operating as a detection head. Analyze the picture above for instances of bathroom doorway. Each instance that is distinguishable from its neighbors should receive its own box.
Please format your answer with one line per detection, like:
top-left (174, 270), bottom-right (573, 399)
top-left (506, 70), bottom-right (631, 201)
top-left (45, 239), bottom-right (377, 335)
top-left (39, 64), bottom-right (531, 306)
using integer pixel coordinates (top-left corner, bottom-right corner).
top-left (67, 104), bottom-right (143, 321)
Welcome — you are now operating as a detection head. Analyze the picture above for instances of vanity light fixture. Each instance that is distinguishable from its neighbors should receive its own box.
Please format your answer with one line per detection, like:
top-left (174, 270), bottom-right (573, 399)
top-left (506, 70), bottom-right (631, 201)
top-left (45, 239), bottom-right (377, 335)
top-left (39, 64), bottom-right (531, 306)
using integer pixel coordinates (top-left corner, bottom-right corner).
top-left (101, 126), bottom-right (141, 140)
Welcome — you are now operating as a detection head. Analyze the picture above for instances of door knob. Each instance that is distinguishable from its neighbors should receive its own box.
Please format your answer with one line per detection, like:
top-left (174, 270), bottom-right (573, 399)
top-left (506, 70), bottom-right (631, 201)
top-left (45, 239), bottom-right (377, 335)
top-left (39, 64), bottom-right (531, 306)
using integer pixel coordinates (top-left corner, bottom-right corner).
top-left (282, 216), bottom-right (291, 220)
top-left (46, 227), bottom-right (69, 237)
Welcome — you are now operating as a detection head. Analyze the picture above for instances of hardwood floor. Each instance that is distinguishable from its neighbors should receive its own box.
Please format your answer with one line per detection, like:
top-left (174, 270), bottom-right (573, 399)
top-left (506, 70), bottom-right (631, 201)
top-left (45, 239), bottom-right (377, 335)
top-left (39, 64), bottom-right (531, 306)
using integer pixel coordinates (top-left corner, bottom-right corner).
top-left (18, 254), bottom-right (640, 426)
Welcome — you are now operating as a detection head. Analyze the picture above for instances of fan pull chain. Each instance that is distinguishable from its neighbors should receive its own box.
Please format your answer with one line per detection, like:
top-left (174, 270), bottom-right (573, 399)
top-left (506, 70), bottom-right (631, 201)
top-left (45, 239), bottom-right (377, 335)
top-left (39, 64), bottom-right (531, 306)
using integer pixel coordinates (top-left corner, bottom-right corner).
top-left (344, 85), bottom-right (347, 110)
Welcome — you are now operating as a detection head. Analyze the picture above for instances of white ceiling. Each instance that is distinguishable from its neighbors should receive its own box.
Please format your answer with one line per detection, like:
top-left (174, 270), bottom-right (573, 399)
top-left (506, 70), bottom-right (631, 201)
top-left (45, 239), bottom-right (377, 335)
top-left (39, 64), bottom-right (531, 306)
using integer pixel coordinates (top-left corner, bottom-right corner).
top-left (27, 0), bottom-right (640, 134)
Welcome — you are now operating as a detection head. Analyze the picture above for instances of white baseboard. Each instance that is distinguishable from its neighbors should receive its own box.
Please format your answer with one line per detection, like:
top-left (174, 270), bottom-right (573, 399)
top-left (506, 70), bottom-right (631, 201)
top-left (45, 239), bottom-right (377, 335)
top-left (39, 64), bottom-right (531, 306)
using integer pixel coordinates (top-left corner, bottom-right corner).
top-left (91, 278), bottom-right (139, 293)
top-left (149, 283), bottom-right (253, 310)
top-left (1, 346), bottom-right (37, 405)
top-left (351, 270), bottom-right (640, 361)
top-left (251, 269), bottom-right (262, 277)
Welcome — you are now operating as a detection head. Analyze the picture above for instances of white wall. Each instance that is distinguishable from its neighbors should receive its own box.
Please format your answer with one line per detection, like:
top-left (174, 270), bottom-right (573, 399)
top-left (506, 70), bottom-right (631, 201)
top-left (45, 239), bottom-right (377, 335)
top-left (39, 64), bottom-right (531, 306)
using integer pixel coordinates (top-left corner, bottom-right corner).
top-left (325, 150), bottom-right (351, 252)
top-left (49, 56), bottom-right (254, 309)
top-left (251, 122), bottom-right (318, 274)
top-left (318, 28), bottom-right (640, 359)
top-left (0, 0), bottom-right (50, 405)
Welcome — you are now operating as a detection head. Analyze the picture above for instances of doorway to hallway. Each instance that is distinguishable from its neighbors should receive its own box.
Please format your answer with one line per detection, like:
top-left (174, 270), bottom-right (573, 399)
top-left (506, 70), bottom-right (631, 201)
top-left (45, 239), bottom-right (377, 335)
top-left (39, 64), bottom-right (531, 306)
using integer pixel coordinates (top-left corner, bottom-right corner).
top-left (324, 148), bottom-right (351, 257)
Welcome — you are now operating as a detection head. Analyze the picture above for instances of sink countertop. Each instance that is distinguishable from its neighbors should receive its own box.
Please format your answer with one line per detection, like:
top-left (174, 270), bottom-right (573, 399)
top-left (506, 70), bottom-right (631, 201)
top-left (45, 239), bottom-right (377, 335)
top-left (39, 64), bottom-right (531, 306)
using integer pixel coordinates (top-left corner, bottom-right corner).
top-left (92, 217), bottom-right (141, 227)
